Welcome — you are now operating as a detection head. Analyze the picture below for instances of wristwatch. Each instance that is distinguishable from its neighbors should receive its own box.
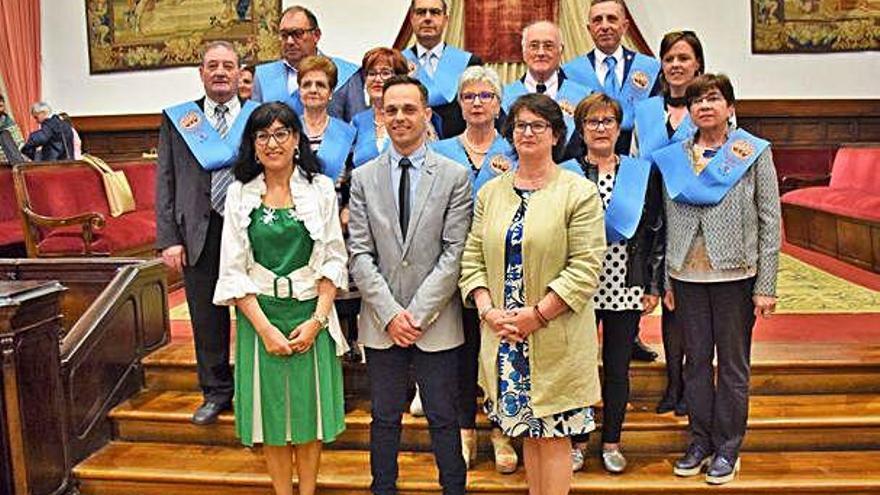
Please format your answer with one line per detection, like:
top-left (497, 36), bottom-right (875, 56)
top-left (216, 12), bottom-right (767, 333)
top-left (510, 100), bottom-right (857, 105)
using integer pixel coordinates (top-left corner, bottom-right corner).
top-left (311, 312), bottom-right (329, 328)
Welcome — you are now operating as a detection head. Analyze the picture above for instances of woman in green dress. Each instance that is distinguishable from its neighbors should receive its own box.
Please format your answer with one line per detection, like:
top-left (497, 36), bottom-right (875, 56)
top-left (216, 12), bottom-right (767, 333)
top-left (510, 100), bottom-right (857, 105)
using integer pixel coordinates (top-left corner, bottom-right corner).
top-left (214, 102), bottom-right (349, 495)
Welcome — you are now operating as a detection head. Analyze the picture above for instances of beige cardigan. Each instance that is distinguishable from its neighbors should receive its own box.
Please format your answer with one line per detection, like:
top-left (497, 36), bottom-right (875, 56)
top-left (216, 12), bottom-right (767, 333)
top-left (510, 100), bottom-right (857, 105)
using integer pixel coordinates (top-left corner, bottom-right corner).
top-left (459, 167), bottom-right (606, 418)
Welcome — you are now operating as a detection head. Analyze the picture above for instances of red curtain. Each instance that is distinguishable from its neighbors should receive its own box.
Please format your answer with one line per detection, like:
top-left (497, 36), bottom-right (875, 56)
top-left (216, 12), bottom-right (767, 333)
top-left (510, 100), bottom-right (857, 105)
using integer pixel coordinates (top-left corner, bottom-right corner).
top-left (465, 0), bottom-right (559, 63)
top-left (0, 0), bottom-right (41, 134)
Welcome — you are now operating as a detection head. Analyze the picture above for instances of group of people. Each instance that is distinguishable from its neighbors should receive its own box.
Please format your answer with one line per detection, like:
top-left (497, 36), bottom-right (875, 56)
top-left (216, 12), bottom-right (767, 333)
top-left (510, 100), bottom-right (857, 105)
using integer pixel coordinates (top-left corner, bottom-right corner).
top-left (156, 1), bottom-right (781, 494)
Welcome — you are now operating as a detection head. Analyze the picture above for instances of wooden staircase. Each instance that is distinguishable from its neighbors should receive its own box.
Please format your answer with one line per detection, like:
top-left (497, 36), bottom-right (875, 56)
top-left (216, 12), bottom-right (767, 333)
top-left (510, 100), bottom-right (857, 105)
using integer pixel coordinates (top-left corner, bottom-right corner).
top-left (74, 340), bottom-right (880, 494)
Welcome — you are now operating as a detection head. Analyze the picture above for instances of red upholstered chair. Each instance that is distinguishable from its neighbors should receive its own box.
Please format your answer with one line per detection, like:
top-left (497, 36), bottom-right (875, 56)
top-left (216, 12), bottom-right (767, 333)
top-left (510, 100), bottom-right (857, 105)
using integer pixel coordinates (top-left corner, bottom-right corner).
top-left (12, 160), bottom-right (158, 258)
top-left (781, 146), bottom-right (880, 272)
top-left (0, 168), bottom-right (25, 252)
top-left (774, 147), bottom-right (836, 195)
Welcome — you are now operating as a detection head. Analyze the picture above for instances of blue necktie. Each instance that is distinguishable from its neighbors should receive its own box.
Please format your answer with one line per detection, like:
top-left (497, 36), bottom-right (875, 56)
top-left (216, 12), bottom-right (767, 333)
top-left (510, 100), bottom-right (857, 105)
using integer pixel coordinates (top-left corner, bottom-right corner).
top-left (603, 56), bottom-right (618, 96)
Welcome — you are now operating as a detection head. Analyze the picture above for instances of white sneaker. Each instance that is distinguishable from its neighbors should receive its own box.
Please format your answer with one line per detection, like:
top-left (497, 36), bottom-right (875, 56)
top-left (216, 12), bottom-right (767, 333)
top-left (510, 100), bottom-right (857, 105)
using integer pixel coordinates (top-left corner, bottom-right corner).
top-left (571, 447), bottom-right (586, 472)
top-left (409, 386), bottom-right (425, 417)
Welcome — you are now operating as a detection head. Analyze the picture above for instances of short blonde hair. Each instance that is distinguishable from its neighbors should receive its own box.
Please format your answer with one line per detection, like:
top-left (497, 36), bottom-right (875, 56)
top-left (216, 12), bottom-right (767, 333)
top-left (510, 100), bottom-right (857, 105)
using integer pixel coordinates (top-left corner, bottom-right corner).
top-left (297, 55), bottom-right (338, 89)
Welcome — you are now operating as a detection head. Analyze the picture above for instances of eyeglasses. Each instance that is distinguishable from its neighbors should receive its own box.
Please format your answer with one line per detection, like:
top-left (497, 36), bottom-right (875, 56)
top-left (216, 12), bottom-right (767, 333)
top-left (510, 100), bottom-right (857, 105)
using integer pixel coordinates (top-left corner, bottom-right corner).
top-left (255, 128), bottom-right (294, 146)
top-left (460, 91), bottom-right (496, 103)
top-left (366, 69), bottom-right (395, 80)
top-left (690, 93), bottom-right (726, 106)
top-left (513, 120), bottom-right (550, 135)
top-left (279, 28), bottom-right (316, 41)
top-left (526, 41), bottom-right (558, 53)
top-left (583, 117), bottom-right (618, 130)
top-left (413, 7), bottom-right (444, 17)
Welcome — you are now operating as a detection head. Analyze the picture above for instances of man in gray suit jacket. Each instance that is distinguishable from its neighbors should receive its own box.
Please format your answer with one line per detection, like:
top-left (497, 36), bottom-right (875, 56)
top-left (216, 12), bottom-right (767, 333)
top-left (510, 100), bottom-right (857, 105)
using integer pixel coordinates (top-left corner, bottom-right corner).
top-left (348, 75), bottom-right (472, 495)
top-left (156, 41), bottom-right (245, 426)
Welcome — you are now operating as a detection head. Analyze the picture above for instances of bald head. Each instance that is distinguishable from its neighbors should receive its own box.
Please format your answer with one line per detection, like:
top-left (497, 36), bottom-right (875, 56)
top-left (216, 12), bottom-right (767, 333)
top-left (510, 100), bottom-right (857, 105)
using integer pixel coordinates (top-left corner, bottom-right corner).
top-left (522, 21), bottom-right (564, 83)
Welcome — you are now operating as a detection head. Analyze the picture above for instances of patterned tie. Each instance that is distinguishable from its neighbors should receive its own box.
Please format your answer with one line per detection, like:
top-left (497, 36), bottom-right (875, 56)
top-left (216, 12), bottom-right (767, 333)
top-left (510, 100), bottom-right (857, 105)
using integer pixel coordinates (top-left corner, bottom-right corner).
top-left (603, 56), bottom-right (619, 96)
top-left (398, 157), bottom-right (412, 239)
top-left (210, 104), bottom-right (233, 215)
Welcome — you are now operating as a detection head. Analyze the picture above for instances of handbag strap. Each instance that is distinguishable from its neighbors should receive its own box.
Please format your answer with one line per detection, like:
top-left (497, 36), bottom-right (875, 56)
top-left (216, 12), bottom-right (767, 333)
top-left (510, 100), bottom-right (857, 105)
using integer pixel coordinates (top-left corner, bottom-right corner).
top-left (81, 153), bottom-right (114, 175)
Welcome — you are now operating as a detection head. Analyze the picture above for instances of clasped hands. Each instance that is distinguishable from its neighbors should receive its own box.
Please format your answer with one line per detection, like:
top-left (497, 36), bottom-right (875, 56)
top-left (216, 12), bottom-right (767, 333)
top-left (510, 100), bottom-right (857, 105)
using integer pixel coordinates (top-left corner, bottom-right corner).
top-left (483, 307), bottom-right (545, 343)
top-left (260, 319), bottom-right (321, 356)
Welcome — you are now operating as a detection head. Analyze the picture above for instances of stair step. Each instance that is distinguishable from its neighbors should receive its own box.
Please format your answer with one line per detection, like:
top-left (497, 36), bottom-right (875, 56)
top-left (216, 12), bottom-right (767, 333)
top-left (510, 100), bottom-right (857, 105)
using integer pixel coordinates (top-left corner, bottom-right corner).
top-left (144, 341), bottom-right (880, 398)
top-left (74, 441), bottom-right (880, 494)
top-left (110, 390), bottom-right (880, 453)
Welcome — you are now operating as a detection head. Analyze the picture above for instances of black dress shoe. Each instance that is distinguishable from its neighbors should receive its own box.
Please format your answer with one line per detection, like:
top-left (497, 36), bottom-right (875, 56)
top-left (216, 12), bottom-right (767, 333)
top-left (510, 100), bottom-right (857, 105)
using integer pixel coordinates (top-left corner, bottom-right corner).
top-left (673, 444), bottom-right (712, 477)
top-left (674, 400), bottom-right (688, 417)
top-left (705, 455), bottom-right (740, 485)
top-left (655, 396), bottom-right (676, 414)
top-left (191, 401), bottom-right (231, 425)
top-left (631, 337), bottom-right (658, 362)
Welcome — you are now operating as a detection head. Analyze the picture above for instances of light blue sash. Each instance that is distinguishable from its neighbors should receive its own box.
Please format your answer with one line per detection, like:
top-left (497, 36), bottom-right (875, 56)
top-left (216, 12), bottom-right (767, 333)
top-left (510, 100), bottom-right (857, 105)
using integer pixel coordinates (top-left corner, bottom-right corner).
top-left (254, 61), bottom-right (303, 114)
top-left (164, 100), bottom-right (258, 171)
top-left (316, 117), bottom-right (355, 182)
top-left (557, 158), bottom-right (585, 177)
top-left (604, 156), bottom-right (651, 242)
top-left (404, 46), bottom-right (471, 107)
top-left (430, 134), bottom-right (514, 197)
top-left (352, 109), bottom-right (389, 167)
top-left (563, 52), bottom-right (660, 130)
top-left (634, 96), bottom-right (696, 159)
top-left (652, 128), bottom-right (770, 206)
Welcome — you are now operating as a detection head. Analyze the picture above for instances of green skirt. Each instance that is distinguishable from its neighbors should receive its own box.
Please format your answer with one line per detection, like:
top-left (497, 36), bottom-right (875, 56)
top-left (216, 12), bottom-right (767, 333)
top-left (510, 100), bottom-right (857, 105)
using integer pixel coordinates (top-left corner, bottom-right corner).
top-left (234, 294), bottom-right (346, 446)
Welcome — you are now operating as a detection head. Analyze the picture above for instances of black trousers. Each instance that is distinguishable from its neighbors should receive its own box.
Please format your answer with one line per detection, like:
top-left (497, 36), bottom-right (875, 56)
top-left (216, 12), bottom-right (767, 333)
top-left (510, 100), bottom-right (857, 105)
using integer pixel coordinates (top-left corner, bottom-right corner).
top-left (366, 345), bottom-right (466, 495)
top-left (457, 308), bottom-right (480, 429)
top-left (661, 303), bottom-right (686, 402)
top-left (673, 278), bottom-right (756, 459)
top-left (573, 309), bottom-right (641, 444)
top-left (181, 211), bottom-right (233, 404)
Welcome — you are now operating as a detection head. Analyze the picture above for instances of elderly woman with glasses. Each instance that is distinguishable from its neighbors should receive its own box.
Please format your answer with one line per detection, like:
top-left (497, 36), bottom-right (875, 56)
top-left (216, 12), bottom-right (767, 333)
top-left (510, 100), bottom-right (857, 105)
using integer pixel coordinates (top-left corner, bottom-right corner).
top-left (652, 74), bottom-right (780, 485)
top-left (567, 93), bottom-right (665, 474)
top-left (213, 102), bottom-right (349, 495)
top-left (430, 65), bottom-right (517, 473)
top-left (460, 93), bottom-right (605, 494)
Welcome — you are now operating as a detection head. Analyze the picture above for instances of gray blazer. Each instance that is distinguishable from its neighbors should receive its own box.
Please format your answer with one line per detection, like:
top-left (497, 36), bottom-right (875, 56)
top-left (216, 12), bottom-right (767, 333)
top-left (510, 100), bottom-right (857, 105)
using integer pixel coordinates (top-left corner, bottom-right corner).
top-left (348, 148), bottom-right (473, 351)
top-left (155, 98), bottom-right (215, 265)
top-left (665, 144), bottom-right (781, 296)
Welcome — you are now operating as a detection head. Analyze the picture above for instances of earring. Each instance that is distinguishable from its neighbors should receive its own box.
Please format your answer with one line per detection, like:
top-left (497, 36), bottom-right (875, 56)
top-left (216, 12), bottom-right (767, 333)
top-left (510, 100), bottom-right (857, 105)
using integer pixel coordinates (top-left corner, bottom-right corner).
top-left (294, 148), bottom-right (300, 161)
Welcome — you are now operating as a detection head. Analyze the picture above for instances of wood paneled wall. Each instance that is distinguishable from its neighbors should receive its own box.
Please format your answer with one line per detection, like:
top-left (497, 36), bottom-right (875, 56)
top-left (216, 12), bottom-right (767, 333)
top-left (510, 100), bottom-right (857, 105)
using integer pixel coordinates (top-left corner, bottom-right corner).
top-left (73, 100), bottom-right (880, 162)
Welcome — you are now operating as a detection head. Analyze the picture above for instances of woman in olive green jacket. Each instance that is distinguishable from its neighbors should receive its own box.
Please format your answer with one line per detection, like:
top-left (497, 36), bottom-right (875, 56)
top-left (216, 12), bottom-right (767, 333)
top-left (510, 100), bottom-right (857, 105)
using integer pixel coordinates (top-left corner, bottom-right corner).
top-left (459, 94), bottom-right (606, 495)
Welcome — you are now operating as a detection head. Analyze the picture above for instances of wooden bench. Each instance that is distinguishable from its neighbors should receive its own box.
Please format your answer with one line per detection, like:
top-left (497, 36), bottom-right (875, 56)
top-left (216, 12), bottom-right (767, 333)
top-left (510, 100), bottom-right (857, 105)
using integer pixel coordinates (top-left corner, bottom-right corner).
top-left (782, 146), bottom-right (880, 272)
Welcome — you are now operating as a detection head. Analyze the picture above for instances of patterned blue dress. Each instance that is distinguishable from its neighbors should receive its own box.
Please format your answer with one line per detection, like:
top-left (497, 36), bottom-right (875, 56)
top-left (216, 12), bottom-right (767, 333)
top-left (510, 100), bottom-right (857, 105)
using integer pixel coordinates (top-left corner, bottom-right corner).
top-left (485, 188), bottom-right (597, 438)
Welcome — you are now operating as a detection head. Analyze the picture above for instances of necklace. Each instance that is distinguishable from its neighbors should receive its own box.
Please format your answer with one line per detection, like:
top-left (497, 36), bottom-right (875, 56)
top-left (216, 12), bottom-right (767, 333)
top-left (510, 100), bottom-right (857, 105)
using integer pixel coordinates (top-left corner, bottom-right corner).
top-left (461, 129), bottom-right (496, 156)
top-left (305, 114), bottom-right (329, 139)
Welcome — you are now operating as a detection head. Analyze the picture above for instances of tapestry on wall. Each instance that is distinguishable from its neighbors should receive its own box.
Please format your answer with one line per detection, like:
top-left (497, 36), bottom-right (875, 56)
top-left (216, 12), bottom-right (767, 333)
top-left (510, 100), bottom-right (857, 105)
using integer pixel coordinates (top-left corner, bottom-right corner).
top-left (751, 0), bottom-right (880, 53)
top-left (464, 0), bottom-right (559, 62)
top-left (85, 0), bottom-right (282, 73)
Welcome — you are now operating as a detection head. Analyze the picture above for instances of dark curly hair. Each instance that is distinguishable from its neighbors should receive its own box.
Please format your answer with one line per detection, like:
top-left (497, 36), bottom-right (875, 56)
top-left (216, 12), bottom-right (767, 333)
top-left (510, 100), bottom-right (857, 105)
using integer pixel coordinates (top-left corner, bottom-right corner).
top-left (233, 102), bottom-right (322, 184)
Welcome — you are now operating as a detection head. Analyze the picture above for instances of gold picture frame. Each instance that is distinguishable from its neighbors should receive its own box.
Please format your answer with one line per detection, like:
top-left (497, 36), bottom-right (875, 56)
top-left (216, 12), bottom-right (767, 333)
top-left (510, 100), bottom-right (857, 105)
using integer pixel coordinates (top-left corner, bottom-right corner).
top-left (752, 0), bottom-right (880, 53)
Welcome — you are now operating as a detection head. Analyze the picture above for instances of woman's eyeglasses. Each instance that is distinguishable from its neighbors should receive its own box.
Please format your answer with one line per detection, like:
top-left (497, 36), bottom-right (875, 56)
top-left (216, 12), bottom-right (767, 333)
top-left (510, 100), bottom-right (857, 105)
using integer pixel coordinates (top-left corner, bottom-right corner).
top-left (255, 128), bottom-right (294, 146)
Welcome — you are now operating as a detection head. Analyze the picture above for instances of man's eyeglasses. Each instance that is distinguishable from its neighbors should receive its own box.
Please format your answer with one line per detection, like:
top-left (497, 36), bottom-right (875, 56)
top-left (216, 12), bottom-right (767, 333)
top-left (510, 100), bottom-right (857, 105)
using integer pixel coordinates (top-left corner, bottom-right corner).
top-left (255, 128), bottom-right (294, 146)
top-left (513, 120), bottom-right (550, 135)
top-left (583, 117), bottom-right (618, 131)
top-left (279, 28), bottom-right (316, 41)
top-left (526, 41), bottom-right (558, 53)
top-left (413, 7), bottom-right (444, 17)
top-left (460, 91), bottom-right (496, 103)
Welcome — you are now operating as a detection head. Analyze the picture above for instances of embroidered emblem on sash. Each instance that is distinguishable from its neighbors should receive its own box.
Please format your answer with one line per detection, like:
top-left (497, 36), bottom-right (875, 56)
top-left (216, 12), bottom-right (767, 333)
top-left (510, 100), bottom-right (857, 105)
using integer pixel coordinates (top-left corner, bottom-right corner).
top-left (731, 139), bottom-right (755, 160)
top-left (630, 70), bottom-right (650, 91)
top-left (558, 100), bottom-right (576, 117)
top-left (407, 60), bottom-right (418, 77)
top-left (180, 111), bottom-right (207, 142)
top-left (490, 154), bottom-right (512, 174)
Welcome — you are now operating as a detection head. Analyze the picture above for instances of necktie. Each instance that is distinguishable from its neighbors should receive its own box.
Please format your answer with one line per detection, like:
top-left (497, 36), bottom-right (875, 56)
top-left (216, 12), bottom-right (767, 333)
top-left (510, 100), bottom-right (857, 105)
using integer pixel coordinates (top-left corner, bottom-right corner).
top-left (398, 157), bottom-right (412, 239)
top-left (603, 56), bottom-right (619, 96)
top-left (422, 52), bottom-right (436, 77)
top-left (210, 104), bottom-right (233, 214)
top-left (536, 83), bottom-right (547, 94)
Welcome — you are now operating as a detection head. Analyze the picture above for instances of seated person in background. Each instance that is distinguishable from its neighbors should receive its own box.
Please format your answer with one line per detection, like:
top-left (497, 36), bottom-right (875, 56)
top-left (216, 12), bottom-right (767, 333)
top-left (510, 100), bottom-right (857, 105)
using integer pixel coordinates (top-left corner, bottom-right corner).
top-left (21, 102), bottom-right (75, 161)
top-left (0, 94), bottom-right (24, 162)
top-left (239, 64), bottom-right (256, 100)
top-left (58, 112), bottom-right (84, 159)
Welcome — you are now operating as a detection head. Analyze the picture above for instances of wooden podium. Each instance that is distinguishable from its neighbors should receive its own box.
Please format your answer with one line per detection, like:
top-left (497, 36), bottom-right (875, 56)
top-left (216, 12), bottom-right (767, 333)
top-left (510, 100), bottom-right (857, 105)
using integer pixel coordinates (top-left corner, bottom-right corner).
top-left (0, 280), bottom-right (70, 495)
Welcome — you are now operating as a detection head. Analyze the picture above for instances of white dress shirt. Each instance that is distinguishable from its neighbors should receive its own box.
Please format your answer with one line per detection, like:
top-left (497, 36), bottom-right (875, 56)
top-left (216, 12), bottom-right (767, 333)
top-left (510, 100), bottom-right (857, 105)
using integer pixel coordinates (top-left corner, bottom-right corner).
top-left (416, 42), bottom-right (445, 76)
top-left (204, 95), bottom-right (242, 129)
top-left (593, 46), bottom-right (625, 89)
top-left (524, 70), bottom-right (560, 100)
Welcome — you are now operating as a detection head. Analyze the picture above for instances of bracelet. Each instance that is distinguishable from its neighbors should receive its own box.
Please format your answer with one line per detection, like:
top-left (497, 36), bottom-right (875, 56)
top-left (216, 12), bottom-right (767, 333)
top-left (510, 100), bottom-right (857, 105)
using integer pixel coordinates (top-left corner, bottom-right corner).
top-left (310, 312), bottom-right (329, 328)
top-left (533, 305), bottom-right (549, 327)
top-left (478, 305), bottom-right (494, 321)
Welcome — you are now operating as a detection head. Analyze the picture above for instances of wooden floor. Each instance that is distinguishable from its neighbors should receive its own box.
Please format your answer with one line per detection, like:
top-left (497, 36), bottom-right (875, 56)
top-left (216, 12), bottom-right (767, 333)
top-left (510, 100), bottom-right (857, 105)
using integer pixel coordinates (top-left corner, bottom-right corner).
top-left (74, 339), bottom-right (880, 494)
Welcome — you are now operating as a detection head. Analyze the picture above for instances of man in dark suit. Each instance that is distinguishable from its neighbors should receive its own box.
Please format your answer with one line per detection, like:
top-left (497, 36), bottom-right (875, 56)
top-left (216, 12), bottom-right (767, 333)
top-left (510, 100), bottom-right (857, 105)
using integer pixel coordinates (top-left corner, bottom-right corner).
top-left (20, 102), bottom-right (74, 161)
top-left (404, 0), bottom-right (481, 138)
top-left (156, 41), bottom-right (250, 425)
top-left (563, 0), bottom-right (660, 155)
